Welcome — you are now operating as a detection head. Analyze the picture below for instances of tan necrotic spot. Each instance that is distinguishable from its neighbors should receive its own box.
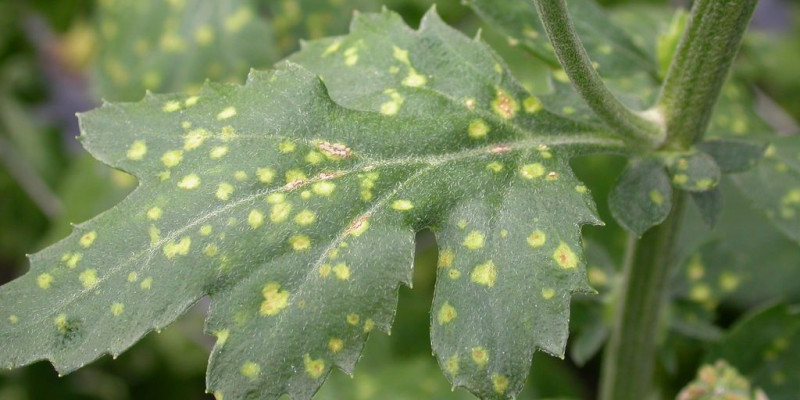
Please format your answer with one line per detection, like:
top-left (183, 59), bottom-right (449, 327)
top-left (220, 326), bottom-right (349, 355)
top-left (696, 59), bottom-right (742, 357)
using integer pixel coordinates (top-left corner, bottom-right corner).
top-left (347, 313), bottom-right (360, 325)
top-left (553, 242), bottom-right (578, 269)
top-left (317, 141), bottom-right (351, 159)
top-left (346, 216), bottom-right (370, 237)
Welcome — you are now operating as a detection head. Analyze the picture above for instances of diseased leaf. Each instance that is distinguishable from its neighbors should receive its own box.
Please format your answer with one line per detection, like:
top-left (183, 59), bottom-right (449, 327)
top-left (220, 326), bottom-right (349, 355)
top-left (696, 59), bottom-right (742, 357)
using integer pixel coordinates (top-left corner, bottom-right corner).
top-left (0, 9), bottom-right (621, 400)
top-left (696, 139), bottom-right (766, 174)
top-left (662, 151), bottom-right (721, 192)
top-left (609, 157), bottom-right (673, 236)
top-left (93, 0), bottom-right (276, 101)
top-left (464, 0), bottom-right (657, 78)
top-left (690, 188), bottom-right (723, 228)
top-left (731, 137), bottom-right (800, 245)
top-left (707, 304), bottom-right (800, 400)
top-left (677, 360), bottom-right (768, 400)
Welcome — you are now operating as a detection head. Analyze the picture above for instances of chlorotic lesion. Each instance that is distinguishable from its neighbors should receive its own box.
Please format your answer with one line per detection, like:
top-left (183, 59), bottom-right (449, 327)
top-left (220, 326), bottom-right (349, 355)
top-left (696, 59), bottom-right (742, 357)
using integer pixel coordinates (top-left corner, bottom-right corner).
top-left (303, 354), bottom-right (326, 379)
top-left (437, 301), bottom-right (457, 324)
top-left (239, 361), bottom-right (260, 379)
top-left (553, 242), bottom-right (578, 269)
top-left (471, 346), bottom-right (489, 367)
top-left (445, 354), bottom-right (460, 376)
top-left (260, 282), bottom-right (290, 316)
top-left (492, 374), bottom-right (510, 395)
top-left (462, 230), bottom-right (485, 250)
top-left (470, 260), bottom-right (497, 287)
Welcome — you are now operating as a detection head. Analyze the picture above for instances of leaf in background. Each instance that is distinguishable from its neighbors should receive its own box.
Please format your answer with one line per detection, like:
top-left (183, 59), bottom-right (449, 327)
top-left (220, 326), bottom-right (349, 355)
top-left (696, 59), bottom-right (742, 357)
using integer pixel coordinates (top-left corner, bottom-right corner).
top-left (464, 0), bottom-right (657, 78)
top-left (706, 304), bottom-right (800, 400)
top-left (0, 9), bottom-right (623, 400)
top-left (608, 157), bottom-right (672, 237)
top-left (92, 0), bottom-right (277, 101)
top-left (731, 136), bottom-right (800, 245)
top-left (690, 188), bottom-right (723, 228)
top-left (696, 139), bottom-right (765, 174)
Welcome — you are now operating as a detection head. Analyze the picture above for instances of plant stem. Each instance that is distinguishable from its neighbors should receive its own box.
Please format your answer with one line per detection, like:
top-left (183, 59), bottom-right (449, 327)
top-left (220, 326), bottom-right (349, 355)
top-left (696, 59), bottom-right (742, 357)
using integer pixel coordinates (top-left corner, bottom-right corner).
top-left (599, 194), bottom-right (685, 400)
top-left (657, 0), bottom-right (758, 149)
top-left (533, 0), bottom-right (665, 149)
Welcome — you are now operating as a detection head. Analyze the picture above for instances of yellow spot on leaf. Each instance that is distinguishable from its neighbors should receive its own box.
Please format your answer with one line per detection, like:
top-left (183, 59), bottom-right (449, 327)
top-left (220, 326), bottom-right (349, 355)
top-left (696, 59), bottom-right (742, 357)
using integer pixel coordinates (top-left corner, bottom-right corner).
top-left (491, 89), bottom-right (519, 119)
top-left (468, 119), bottom-right (490, 139)
top-left (438, 249), bottom-right (454, 268)
top-left (163, 101), bottom-right (181, 112)
top-left (239, 362), bottom-right (260, 379)
top-left (588, 267), bottom-right (608, 287)
top-left (719, 271), bottom-right (741, 292)
top-left (54, 314), bottom-right (68, 333)
top-left (527, 230), bottom-right (546, 248)
top-left (37, 273), bottom-right (53, 289)
top-left (279, 140), bottom-right (296, 153)
top-left (312, 181), bottom-right (336, 196)
top-left (210, 146), bottom-right (228, 159)
top-left (214, 329), bottom-right (229, 345)
top-left (304, 354), bottom-right (325, 379)
top-left (449, 269), bottom-right (461, 280)
top-left (471, 261), bottom-right (497, 287)
top-left (234, 170), bottom-right (248, 181)
top-left (177, 174), bottom-right (200, 190)
top-left (183, 129), bottom-right (209, 150)
top-left (487, 161), bottom-right (504, 172)
top-left (575, 185), bottom-right (588, 194)
top-left (471, 347), bottom-right (489, 367)
top-left (79, 231), bottom-right (97, 248)
top-left (8, 315), bottom-right (18, 324)
top-left (66, 253), bottom-right (82, 269)
top-left (203, 244), bottom-right (218, 257)
top-left (199, 225), bottom-right (212, 236)
top-left (110, 302), bottom-right (124, 316)
top-left (542, 288), bottom-right (556, 299)
top-left (319, 264), bottom-right (331, 278)
top-left (437, 302), bottom-right (457, 324)
top-left (147, 207), bottom-right (163, 220)
top-left (328, 338), bottom-right (344, 353)
top-left (256, 168), bottom-right (275, 183)
top-left (140, 277), bottom-right (153, 290)
top-left (216, 182), bottom-right (234, 201)
top-left (363, 318), bottom-right (375, 333)
top-left (333, 263), bottom-right (350, 280)
top-left (217, 106), bottom-right (237, 120)
top-left (673, 174), bottom-right (688, 185)
top-left (391, 200), bottom-right (413, 211)
top-left (79, 269), bottom-right (98, 290)
top-left (294, 210), bottom-right (316, 226)
top-left (161, 150), bottom-right (183, 167)
top-left (347, 314), bottom-right (359, 325)
top-left (553, 242), bottom-right (578, 269)
top-left (492, 374), bottom-right (509, 394)
top-left (520, 163), bottom-right (545, 179)
top-left (689, 283), bottom-right (712, 302)
top-left (126, 140), bottom-right (147, 160)
top-left (260, 282), bottom-right (290, 316)
top-left (248, 209), bottom-right (264, 229)
top-left (523, 96), bottom-right (542, 113)
top-left (346, 217), bottom-right (370, 237)
top-left (194, 25), bottom-right (214, 45)
top-left (163, 236), bottom-right (191, 258)
top-left (127, 272), bottom-right (138, 283)
top-left (463, 231), bottom-right (485, 250)
top-left (445, 354), bottom-right (459, 376)
top-left (270, 202), bottom-right (292, 223)
top-left (402, 69), bottom-right (427, 87)
top-left (289, 235), bottom-right (311, 251)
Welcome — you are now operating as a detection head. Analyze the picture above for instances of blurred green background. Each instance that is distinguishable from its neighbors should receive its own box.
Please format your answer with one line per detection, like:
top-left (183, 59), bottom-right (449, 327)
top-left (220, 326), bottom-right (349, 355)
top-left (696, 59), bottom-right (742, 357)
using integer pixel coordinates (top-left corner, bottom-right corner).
top-left (0, 0), bottom-right (798, 399)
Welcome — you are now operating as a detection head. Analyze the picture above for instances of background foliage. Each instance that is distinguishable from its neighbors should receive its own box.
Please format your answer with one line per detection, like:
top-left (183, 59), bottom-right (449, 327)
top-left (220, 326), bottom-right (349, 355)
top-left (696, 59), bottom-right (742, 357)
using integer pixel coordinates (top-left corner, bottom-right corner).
top-left (0, 0), bottom-right (798, 399)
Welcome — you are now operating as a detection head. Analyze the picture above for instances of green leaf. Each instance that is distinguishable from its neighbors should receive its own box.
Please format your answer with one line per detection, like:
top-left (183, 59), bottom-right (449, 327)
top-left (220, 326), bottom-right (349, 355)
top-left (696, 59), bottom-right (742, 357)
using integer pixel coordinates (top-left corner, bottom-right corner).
top-left (696, 139), bottom-right (765, 174)
top-left (0, 9), bottom-right (620, 400)
top-left (464, 0), bottom-right (657, 78)
top-left (93, 0), bottom-right (277, 101)
top-left (690, 188), bottom-right (723, 228)
top-left (706, 304), bottom-right (800, 400)
top-left (609, 157), bottom-right (673, 236)
top-left (662, 150), bottom-right (721, 192)
top-left (731, 136), bottom-right (800, 245)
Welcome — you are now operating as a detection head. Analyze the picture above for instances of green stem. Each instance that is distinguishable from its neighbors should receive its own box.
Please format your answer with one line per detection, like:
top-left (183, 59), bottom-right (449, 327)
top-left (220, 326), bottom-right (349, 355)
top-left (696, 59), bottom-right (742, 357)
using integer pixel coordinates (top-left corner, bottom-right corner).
top-left (533, 0), bottom-right (665, 148)
top-left (599, 194), bottom-right (686, 400)
top-left (657, 0), bottom-right (758, 149)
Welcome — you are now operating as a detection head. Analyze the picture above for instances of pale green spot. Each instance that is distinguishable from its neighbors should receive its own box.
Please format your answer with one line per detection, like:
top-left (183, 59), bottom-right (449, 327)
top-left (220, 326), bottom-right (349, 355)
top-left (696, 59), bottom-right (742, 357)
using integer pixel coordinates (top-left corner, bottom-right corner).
top-left (127, 272), bottom-right (138, 283)
top-left (183, 129), bottom-right (209, 150)
top-left (248, 209), bottom-right (264, 229)
top-left (304, 354), bottom-right (326, 379)
top-left (294, 210), bottom-right (316, 226)
top-left (541, 288), bottom-right (556, 299)
top-left (216, 106), bottom-right (237, 121)
top-left (37, 273), bottom-right (54, 290)
top-left (492, 374), bottom-right (509, 395)
top-left (161, 150), bottom-right (183, 167)
top-left (279, 140), bottom-right (296, 153)
top-left (163, 101), bottom-right (181, 112)
top-left (305, 151), bottom-right (325, 165)
top-left (240, 362), bottom-right (260, 379)
top-left (312, 181), bottom-right (336, 196)
top-left (523, 96), bottom-right (542, 113)
top-left (289, 235), bottom-right (311, 251)
top-left (66, 253), bottom-right (82, 269)
top-left (177, 174), bottom-right (200, 190)
top-left (8, 315), bottom-right (18, 324)
top-left (285, 169), bottom-right (307, 184)
top-left (650, 189), bottom-right (664, 205)
top-left (520, 163), bottom-right (545, 179)
top-left (487, 161), bottom-right (504, 172)
top-left (140, 277), bottom-right (153, 290)
top-left (333, 263), bottom-right (350, 280)
top-left (445, 354), bottom-right (459, 376)
top-left (163, 236), bottom-right (191, 259)
top-left (491, 89), bottom-right (519, 119)
top-left (203, 244), bottom-right (219, 257)
top-left (261, 282), bottom-right (290, 316)
top-left (468, 119), bottom-right (490, 139)
top-left (402, 69), bottom-right (427, 87)
top-left (147, 207), bottom-right (163, 221)
top-left (110, 302), bottom-right (124, 316)
top-left (199, 225), bottom-right (213, 236)
top-left (216, 182), bottom-right (234, 201)
top-left (256, 168), bottom-right (275, 183)
top-left (270, 202), bottom-right (292, 223)
top-left (210, 146), bottom-right (228, 159)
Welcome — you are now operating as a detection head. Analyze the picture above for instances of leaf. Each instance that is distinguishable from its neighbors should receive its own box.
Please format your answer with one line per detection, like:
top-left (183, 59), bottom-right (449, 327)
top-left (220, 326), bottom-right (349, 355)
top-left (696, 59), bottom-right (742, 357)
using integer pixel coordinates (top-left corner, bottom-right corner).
top-left (731, 136), bottom-right (800, 245)
top-left (696, 139), bottom-right (766, 174)
top-left (0, 9), bottom-right (620, 400)
top-left (464, 0), bottom-right (657, 78)
top-left (662, 150), bottom-right (721, 192)
top-left (608, 157), bottom-right (673, 236)
top-left (690, 188), bottom-right (722, 228)
top-left (706, 304), bottom-right (800, 400)
top-left (93, 0), bottom-right (277, 101)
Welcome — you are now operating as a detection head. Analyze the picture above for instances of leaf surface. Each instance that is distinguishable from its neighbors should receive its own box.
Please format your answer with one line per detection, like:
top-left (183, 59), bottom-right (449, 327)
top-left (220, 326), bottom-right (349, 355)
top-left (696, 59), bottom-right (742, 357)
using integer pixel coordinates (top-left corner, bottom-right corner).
top-left (608, 157), bottom-right (672, 236)
top-left (0, 9), bottom-right (620, 400)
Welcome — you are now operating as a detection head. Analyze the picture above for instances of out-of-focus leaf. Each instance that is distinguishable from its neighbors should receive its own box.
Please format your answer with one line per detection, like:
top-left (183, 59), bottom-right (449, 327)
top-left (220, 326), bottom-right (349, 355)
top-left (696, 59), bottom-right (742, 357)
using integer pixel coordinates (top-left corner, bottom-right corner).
top-left (696, 139), bottom-right (765, 174)
top-left (690, 188), bottom-right (722, 228)
top-left (93, 0), bottom-right (277, 101)
top-left (609, 157), bottom-right (673, 236)
top-left (706, 304), bottom-right (800, 400)
top-left (677, 360), bottom-right (769, 400)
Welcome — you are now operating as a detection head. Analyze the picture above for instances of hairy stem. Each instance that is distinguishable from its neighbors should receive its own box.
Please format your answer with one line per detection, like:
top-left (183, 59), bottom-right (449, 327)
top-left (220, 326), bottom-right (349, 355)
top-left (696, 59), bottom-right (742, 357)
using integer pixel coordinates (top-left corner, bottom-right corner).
top-left (657, 0), bottom-right (758, 149)
top-left (533, 0), bottom-right (665, 148)
top-left (599, 194), bottom-right (686, 400)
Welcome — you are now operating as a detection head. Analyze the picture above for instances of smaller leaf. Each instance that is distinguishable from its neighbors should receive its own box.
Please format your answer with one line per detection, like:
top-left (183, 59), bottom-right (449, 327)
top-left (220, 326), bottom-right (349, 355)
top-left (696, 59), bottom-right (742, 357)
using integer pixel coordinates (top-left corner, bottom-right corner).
top-left (697, 139), bottom-right (766, 174)
top-left (609, 158), bottom-right (673, 236)
top-left (662, 151), bottom-right (721, 192)
top-left (677, 360), bottom-right (768, 400)
top-left (691, 188), bottom-right (723, 228)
